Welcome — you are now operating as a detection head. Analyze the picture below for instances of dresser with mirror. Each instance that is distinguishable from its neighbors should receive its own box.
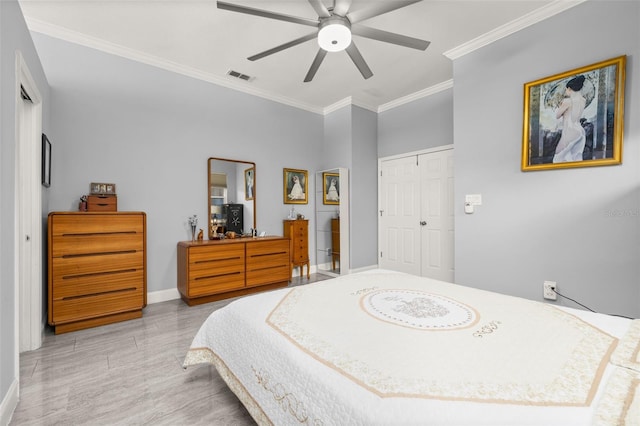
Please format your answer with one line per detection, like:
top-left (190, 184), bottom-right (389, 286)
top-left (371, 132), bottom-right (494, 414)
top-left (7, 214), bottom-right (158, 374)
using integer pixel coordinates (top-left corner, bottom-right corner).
top-left (177, 157), bottom-right (290, 305)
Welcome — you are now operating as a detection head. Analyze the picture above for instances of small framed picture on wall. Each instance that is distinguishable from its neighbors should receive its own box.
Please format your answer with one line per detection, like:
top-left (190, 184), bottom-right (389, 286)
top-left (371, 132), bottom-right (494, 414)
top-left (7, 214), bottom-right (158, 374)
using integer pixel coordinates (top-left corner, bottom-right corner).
top-left (283, 168), bottom-right (308, 204)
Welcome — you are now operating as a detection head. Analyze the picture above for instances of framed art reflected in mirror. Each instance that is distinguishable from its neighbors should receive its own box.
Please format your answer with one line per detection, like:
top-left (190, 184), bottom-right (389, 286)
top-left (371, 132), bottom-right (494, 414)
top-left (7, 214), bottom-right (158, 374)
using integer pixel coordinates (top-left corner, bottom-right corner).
top-left (323, 172), bottom-right (339, 205)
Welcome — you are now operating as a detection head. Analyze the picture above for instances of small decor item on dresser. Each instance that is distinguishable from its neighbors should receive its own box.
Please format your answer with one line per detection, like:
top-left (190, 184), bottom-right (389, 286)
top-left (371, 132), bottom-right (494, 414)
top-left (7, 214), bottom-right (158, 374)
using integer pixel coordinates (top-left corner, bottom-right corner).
top-left (90, 182), bottom-right (117, 195)
top-left (79, 195), bottom-right (88, 212)
top-left (87, 194), bottom-right (117, 211)
top-left (197, 229), bottom-right (204, 241)
top-left (188, 215), bottom-right (198, 242)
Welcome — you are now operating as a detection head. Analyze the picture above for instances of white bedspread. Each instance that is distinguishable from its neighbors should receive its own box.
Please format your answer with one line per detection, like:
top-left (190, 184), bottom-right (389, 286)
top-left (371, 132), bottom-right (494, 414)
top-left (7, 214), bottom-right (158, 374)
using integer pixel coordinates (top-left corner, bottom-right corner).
top-left (184, 270), bottom-right (639, 425)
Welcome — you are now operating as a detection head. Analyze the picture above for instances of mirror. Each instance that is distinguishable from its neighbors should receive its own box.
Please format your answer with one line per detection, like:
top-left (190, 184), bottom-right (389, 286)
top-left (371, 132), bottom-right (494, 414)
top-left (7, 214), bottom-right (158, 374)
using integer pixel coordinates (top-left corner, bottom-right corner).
top-left (208, 157), bottom-right (256, 239)
top-left (315, 167), bottom-right (349, 276)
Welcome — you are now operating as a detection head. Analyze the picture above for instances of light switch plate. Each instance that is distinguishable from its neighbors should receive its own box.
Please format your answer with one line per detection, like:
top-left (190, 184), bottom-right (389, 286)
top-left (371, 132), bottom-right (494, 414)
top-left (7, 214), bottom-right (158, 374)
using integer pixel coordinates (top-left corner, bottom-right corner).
top-left (465, 194), bottom-right (482, 205)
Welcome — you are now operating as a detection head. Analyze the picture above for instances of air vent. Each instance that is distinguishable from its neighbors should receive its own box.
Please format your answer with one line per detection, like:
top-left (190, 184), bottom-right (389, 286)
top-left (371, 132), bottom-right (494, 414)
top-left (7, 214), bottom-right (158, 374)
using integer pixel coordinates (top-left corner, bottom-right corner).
top-left (227, 70), bottom-right (254, 82)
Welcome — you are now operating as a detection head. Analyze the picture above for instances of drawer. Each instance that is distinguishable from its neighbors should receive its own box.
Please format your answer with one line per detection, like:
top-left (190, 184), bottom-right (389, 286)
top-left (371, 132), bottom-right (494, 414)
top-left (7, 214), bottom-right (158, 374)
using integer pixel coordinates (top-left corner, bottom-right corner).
top-left (50, 213), bottom-right (143, 235)
top-left (188, 272), bottom-right (245, 297)
top-left (53, 251), bottom-right (143, 279)
top-left (246, 265), bottom-right (289, 287)
top-left (188, 244), bottom-right (245, 264)
top-left (246, 239), bottom-right (289, 257)
top-left (51, 233), bottom-right (143, 258)
top-left (52, 286), bottom-right (144, 325)
top-left (52, 269), bottom-right (144, 300)
top-left (188, 255), bottom-right (244, 280)
top-left (247, 250), bottom-right (289, 271)
top-left (87, 195), bottom-right (117, 212)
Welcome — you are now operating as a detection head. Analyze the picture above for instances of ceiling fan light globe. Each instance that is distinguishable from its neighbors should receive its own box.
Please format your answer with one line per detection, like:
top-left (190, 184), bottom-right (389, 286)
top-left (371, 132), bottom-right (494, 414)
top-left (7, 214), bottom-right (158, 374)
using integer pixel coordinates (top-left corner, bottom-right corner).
top-left (318, 23), bottom-right (352, 52)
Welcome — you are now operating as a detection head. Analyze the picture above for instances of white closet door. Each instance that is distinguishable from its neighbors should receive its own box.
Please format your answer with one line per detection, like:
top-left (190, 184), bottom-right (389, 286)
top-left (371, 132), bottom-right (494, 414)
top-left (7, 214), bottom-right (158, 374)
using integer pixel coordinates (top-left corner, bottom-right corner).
top-left (379, 156), bottom-right (421, 275)
top-left (379, 148), bottom-right (454, 281)
top-left (419, 149), bottom-right (454, 282)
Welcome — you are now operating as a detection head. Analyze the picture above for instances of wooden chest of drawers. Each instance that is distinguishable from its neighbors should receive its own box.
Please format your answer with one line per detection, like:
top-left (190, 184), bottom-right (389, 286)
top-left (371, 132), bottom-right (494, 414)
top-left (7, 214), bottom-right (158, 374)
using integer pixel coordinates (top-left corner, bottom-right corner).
top-left (283, 219), bottom-right (309, 279)
top-left (48, 212), bottom-right (146, 334)
top-left (177, 237), bottom-right (290, 306)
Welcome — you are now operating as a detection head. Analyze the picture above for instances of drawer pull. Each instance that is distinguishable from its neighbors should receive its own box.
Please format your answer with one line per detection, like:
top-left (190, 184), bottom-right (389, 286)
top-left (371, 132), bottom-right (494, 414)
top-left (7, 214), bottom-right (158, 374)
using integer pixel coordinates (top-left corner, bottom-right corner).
top-left (62, 231), bottom-right (137, 237)
top-left (250, 251), bottom-right (288, 258)
top-left (62, 287), bottom-right (137, 300)
top-left (63, 250), bottom-right (137, 259)
top-left (62, 268), bottom-right (138, 280)
top-left (248, 265), bottom-right (287, 273)
top-left (194, 256), bottom-right (241, 265)
top-left (194, 271), bottom-right (242, 280)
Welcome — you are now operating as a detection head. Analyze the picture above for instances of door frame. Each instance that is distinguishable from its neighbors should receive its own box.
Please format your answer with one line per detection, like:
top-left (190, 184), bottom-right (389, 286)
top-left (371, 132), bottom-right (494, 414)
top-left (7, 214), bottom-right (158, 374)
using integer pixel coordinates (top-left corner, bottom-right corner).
top-left (378, 145), bottom-right (454, 273)
top-left (15, 51), bottom-right (43, 356)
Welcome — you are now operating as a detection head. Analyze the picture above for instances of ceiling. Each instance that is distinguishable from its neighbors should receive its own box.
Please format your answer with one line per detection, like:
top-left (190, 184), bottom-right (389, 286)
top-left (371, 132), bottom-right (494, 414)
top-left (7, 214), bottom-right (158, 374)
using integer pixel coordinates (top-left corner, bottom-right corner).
top-left (19, 0), bottom-right (574, 114)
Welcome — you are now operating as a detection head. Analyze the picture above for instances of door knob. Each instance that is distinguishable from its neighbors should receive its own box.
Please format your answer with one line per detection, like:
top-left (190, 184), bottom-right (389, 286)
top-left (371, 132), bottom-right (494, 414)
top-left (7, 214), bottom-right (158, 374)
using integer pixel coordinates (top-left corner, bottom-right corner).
top-left (420, 221), bottom-right (427, 226)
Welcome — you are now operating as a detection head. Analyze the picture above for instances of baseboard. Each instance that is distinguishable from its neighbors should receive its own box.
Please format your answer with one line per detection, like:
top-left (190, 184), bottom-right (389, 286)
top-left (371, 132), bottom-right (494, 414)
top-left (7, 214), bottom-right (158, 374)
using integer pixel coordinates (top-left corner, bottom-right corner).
top-left (350, 265), bottom-right (378, 274)
top-left (147, 288), bottom-right (180, 305)
top-left (146, 264), bottom-right (334, 304)
top-left (0, 379), bottom-right (18, 426)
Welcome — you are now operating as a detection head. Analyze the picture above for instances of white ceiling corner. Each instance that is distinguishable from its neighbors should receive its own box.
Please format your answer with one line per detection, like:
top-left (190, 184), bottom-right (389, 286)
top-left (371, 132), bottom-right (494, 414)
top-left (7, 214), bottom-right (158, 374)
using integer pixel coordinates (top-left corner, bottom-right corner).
top-left (20, 0), bottom-right (578, 114)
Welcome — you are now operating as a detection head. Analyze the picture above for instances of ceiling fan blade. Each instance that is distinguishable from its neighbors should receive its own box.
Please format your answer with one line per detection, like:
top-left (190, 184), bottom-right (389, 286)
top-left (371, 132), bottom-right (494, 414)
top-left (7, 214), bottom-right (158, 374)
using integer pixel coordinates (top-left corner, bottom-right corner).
top-left (248, 33), bottom-right (318, 61)
top-left (332, 0), bottom-right (352, 17)
top-left (217, 1), bottom-right (318, 28)
top-left (307, 0), bottom-right (331, 18)
top-left (351, 25), bottom-right (430, 50)
top-left (304, 49), bottom-right (328, 82)
top-left (347, 0), bottom-right (421, 24)
top-left (345, 42), bottom-right (373, 80)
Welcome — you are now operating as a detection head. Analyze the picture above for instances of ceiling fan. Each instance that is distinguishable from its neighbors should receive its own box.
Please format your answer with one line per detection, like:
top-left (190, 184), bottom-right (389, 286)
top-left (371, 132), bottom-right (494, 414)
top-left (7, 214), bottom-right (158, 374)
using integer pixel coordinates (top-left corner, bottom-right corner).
top-left (217, 0), bottom-right (430, 82)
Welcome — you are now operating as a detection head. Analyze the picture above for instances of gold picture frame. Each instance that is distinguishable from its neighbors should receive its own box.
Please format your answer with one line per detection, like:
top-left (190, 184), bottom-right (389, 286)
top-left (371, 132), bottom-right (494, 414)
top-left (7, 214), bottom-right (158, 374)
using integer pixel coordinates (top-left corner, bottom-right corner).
top-left (283, 168), bottom-right (308, 204)
top-left (521, 55), bottom-right (626, 171)
top-left (322, 172), bottom-right (339, 205)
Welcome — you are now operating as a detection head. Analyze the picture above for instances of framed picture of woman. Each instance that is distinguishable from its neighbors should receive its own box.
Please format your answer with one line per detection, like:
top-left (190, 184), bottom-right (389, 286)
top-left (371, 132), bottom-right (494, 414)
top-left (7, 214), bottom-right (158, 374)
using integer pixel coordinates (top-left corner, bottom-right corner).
top-left (244, 167), bottom-right (254, 201)
top-left (323, 172), bottom-right (339, 205)
top-left (283, 168), bottom-right (308, 204)
top-left (521, 55), bottom-right (626, 171)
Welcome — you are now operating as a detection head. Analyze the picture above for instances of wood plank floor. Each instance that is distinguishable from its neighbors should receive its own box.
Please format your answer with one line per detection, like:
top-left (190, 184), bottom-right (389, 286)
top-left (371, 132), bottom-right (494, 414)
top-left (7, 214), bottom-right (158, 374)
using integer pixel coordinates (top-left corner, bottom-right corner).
top-left (10, 274), bottom-right (331, 425)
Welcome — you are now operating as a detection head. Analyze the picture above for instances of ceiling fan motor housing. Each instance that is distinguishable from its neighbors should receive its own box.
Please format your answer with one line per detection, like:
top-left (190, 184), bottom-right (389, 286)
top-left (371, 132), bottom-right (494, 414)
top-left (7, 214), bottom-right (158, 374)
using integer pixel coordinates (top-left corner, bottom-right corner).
top-left (318, 16), bottom-right (352, 52)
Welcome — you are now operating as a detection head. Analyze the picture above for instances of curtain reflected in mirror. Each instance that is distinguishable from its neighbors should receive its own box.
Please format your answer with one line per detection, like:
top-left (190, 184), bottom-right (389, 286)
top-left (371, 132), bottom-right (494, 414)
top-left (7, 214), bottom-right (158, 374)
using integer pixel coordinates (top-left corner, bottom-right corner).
top-left (208, 157), bottom-right (256, 239)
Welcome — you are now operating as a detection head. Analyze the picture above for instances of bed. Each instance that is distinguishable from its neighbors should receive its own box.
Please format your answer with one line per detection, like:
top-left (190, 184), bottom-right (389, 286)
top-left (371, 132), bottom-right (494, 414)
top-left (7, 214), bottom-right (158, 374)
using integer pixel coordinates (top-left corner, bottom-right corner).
top-left (183, 269), bottom-right (640, 425)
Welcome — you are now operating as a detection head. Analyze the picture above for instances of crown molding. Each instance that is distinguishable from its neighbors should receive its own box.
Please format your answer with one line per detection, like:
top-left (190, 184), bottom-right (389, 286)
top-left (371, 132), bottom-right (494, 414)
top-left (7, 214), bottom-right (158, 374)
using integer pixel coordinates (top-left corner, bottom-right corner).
top-left (377, 79), bottom-right (453, 113)
top-left (444, 0), bottom-right (585, 60)
top-left (26, 1), bottom-right (582, 117)
top-left (25, 17), bottom-right (326, 115)
top-left (323, 97), bottom-right (353, 115)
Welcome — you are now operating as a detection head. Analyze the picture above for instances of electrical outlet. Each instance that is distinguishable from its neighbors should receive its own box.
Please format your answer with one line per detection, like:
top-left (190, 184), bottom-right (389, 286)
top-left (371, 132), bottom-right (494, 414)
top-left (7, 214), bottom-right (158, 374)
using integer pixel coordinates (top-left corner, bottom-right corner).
top-left (543, 281), bottom-right (557, 300)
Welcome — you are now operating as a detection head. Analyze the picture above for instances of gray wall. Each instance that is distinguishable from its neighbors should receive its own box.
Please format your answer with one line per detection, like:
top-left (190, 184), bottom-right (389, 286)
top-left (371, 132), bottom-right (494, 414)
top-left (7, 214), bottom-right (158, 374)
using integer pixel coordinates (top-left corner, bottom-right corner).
top-left (453, 1), bottom-right (640, 317)
top-left (350, 106), bottom-right (378, 269)
top-left (31, 33), bottom-right (325, 294)
top-left (323, 105), bottom-right (379, 270)
top-left (378, 87), bottom-right (454, 158)
top-left (376, 2), bottom-right (639, 318)
top-left (0, 0), bottom-right (50, 417)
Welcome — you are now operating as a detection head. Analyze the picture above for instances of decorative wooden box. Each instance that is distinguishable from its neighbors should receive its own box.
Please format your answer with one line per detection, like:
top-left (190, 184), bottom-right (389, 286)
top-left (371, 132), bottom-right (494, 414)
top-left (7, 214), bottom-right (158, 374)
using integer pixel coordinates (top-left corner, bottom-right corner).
top-left (87, 195), bottom-right (117, 212)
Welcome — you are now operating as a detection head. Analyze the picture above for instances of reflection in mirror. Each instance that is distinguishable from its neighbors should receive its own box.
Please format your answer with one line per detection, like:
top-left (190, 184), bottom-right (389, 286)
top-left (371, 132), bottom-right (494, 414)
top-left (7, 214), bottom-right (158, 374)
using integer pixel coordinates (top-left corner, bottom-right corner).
top-left (315, 167), bottom-right (349, 276)
top-left (208, 157), bottom-right (256, 239)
